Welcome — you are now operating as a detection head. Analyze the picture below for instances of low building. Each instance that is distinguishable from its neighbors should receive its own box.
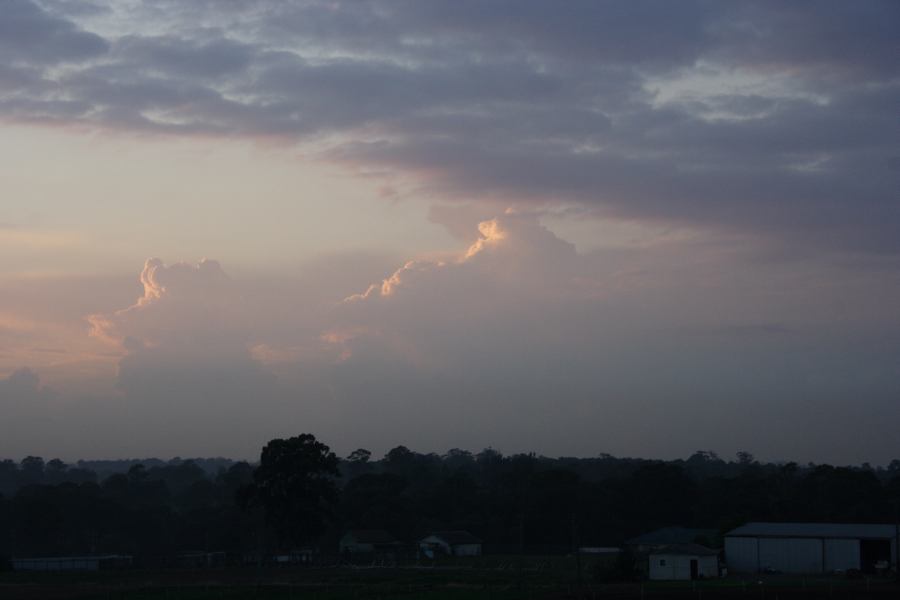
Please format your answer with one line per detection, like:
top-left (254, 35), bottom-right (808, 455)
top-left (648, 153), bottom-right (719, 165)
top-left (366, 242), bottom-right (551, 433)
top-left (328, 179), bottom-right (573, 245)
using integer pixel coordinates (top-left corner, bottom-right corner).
top-left (12, 555), bottom-right (133, 572)
top-left (725, 522), bottom-right (899, 574)
top-left (648, 544), bottom-right (719, 581)
top-left (419, 531), bottom-right (482, 557)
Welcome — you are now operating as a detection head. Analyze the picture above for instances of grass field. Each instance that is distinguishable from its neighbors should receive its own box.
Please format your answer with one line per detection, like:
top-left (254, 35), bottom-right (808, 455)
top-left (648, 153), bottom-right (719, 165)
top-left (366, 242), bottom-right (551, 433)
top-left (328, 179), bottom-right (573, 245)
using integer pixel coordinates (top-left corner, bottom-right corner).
top-left (2, 564), bottom-right (899, 599)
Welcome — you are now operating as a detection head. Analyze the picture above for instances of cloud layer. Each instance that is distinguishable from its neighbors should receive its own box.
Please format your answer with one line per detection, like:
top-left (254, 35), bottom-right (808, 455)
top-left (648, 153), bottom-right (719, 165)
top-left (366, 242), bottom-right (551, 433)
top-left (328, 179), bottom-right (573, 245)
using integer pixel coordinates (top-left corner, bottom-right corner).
top-left (1, 208), bottom-right (899, 461)
top-left (2, 0), bottom-right (897, 253)
top-left (2, 2), bottom-right (899, 463)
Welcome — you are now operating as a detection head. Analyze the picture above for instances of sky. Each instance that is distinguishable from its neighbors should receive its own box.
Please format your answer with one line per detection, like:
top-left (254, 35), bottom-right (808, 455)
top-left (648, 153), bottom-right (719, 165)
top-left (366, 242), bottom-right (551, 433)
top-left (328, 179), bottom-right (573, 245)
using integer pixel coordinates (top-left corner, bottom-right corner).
top-left (1, 0), bottom-right (898, 464)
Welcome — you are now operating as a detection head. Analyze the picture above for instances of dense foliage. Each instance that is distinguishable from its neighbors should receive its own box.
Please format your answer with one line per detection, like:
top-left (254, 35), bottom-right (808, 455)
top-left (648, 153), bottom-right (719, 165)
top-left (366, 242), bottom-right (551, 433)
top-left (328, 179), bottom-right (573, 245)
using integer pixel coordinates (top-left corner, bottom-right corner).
top-left (1, 442), bottom-right (898, 566)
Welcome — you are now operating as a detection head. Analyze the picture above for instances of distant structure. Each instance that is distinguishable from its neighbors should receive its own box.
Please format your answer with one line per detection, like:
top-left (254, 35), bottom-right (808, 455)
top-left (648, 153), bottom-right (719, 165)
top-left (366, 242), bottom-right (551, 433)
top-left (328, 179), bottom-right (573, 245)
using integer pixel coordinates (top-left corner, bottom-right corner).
top-left (12, 555), bottom-right (133, 572)
top-left (271, 548), bottom-right (316, 565)
top-left (419, 531), bottom-right (482, 557)
top-left (725, 522), bottom-right (898, 574)
top-left (648, 544), bottom-right (719, 580)
top-left (627, 526), bottom-right (717, 552)
top-left (339, 529), bottom-right (401, 560)
top-left (173, 551), bottom-right (226, 568)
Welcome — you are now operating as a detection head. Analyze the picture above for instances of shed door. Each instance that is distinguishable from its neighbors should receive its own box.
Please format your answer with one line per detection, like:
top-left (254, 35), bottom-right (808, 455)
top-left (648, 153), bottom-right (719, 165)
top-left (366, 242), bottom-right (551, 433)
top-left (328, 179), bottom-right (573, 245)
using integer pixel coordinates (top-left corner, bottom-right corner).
top-left (690, 559), bottom-right (698, 580)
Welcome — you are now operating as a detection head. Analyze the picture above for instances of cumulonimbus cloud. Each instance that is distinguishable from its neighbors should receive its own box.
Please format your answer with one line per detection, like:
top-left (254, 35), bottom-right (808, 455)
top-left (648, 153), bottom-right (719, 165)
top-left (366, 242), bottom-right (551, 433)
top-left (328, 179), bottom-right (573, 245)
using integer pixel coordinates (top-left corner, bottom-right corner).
top-left (89, 257), bottom-right (242, 355)
top-left (4, 208), bottom-right (900, 460)
top-left (326, 212), bottom-right (596, 369)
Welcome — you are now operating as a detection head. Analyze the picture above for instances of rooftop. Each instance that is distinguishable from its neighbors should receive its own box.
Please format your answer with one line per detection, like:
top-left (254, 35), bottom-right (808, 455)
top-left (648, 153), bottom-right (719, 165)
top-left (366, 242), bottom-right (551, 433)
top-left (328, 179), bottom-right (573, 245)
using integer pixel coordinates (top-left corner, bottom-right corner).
top-left (650, 543), bottom-right (719, 557)
top-left (725, 522), bottom-right (897, 540)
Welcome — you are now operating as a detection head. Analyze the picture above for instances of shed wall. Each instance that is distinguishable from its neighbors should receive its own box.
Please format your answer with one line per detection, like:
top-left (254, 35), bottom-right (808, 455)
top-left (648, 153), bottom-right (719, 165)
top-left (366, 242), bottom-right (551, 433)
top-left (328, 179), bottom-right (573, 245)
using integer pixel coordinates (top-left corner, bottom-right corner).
top-left (727, 536), bottom-right (868, 574)
top-left (759, 537), bottom-right (822, 573)
top-left (648, 554), bottom-right (717, 580)
top-left (824, 538), bottom-right (859, 571)
top-left (724, 537), bottom-right (758, 573)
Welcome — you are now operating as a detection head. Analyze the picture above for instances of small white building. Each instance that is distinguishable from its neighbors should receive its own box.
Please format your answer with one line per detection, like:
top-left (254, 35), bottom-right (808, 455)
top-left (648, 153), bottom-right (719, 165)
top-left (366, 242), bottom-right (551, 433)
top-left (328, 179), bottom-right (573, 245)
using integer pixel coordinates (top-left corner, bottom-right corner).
top-left (419, 531), bottom-right (482, 557)
top-left (648, 544), bottom-right (719, 581)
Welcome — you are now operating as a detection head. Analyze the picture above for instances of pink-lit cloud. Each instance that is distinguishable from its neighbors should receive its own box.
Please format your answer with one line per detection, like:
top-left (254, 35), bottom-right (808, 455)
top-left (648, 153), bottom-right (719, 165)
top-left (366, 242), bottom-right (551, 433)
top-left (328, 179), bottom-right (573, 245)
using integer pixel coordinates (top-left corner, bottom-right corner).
top-left (1, 215), bottom-right (899, 462)
top-left (89, 257), bottom-right (246, 358)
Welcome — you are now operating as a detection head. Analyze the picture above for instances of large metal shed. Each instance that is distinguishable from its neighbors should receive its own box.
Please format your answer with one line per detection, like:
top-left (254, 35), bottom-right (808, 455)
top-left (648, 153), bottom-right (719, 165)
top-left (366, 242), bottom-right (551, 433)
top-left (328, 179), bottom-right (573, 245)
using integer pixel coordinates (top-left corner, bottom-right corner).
top-left (725, 522), bottom-right (898, 574)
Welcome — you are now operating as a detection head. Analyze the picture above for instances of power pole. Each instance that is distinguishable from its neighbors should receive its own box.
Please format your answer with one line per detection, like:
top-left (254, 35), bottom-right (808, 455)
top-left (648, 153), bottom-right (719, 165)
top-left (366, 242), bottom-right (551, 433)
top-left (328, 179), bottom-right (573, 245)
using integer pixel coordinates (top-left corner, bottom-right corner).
top-left (517, 510), bottom-right (525, 591)
top-left (894, 498), bottom-right (899, 583)
top-left (571, 514), bottom-right (583, 595)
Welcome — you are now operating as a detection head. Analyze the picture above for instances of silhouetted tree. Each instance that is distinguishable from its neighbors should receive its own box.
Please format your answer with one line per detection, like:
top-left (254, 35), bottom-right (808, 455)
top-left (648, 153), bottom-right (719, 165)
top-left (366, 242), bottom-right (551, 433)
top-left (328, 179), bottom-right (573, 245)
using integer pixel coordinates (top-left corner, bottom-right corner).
top-left (247, 434), bottom-right (340, 548)
top-left (19, 456), bottom-right (45, 485)
top-left (347, 449), bottom-right (371, 463)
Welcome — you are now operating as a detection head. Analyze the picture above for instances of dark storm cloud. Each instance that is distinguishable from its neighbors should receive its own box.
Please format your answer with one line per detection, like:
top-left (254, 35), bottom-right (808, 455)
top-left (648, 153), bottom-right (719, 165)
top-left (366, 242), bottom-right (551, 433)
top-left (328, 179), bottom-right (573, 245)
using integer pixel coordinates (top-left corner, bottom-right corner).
top-left (113, 35), bottom-right (256, 80)
top-left (713, 1), bottom-right (900, 81)
top-left (1, 0), bottom-right (107, 64)
top-left (2, 0), bottom-right (898, 253)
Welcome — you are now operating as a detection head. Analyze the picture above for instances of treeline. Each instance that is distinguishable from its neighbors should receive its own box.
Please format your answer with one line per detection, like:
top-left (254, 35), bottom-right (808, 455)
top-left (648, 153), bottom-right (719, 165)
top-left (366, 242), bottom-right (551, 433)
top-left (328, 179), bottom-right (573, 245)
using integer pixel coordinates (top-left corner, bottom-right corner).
top-left (1, 441), bottom-right (899, 565)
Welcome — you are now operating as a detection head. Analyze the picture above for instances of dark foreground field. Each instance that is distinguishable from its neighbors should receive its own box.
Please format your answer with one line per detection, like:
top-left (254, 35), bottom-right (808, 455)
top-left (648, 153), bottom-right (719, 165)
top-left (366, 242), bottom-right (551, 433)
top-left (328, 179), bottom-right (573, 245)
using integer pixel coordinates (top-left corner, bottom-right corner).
top-left (2, 567), bottom-right (899, 600)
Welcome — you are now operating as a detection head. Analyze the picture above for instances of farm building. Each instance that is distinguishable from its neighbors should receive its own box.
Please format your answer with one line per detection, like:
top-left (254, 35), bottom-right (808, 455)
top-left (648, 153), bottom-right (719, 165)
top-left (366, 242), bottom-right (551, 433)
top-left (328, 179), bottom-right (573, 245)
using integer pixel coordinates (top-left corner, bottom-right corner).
top-left (419, 531), bottom-right (482, 557)
top-left (12, 555), bottom-right (133, 572)
top-left (648, 544), bottom-right (719, 581)
top-left (174, 551), bottom-right (226, 568)
top-left (725, 522), bottom-right (898, 574)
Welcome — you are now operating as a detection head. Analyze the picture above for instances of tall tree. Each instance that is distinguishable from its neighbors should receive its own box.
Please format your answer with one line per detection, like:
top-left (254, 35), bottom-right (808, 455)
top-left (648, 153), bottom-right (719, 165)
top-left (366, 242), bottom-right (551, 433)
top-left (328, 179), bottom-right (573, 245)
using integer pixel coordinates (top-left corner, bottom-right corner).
top-left (249, 434), bottom-right (340, 548)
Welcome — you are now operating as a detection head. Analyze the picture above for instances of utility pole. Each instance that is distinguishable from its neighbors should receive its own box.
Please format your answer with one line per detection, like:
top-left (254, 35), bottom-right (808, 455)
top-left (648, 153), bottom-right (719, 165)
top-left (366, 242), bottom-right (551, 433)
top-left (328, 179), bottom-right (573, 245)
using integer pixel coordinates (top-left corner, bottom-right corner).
top-left (894, 497), bottom-right (899, 583)
top-left (517, 510), bottom-right (525, 591)
top-left (571, 514), bottom-right (583, 595)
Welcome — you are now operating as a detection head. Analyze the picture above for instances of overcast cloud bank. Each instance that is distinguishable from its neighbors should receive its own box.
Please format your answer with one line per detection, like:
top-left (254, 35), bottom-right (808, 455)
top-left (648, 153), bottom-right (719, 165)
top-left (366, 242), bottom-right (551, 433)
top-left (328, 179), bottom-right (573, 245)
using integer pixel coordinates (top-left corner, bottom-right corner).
top-left (2, 0), bottom-right (897, 253)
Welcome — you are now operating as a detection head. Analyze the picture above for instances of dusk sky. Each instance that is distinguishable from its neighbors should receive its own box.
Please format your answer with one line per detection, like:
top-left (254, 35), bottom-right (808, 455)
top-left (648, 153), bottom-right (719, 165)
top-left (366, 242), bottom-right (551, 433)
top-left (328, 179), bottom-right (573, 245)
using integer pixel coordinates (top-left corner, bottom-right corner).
top-left (1, 0), bottom-right (898, 464)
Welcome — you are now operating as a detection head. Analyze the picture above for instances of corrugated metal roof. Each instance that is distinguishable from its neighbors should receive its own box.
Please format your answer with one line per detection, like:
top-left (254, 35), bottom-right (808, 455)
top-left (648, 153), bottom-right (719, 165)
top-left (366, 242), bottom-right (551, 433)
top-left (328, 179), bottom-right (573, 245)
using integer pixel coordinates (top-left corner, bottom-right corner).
top-left (726, 522), bottom-right (897, 539)
top-left (650, 543), bottom-right (719, 557)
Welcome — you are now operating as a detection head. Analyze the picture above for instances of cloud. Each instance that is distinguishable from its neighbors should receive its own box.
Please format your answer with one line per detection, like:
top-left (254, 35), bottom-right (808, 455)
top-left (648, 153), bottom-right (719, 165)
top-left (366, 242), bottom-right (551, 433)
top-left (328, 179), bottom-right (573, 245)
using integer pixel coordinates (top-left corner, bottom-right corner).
top-left (0, 367), bottom-right (56, 406)
top-left (1, 218), bottom-right (899, 461)
top-left (304, 212), bottom-right (900, 461)
top-left (79, 258), bottom-right (293, 454)
top-left (0, 253), bottom-right (390, 458)
top-left (0, 0), bottom-right (108, 65)
top-left (0, 1), bottom-right (894, 254)
top-left (341, 212), bottom-right (584, 321)
top-left (89, 257), bottom-right (243, 355)
top-left (0, 367), bottom-right (59, 454)
top-left (0, 227), bottom-right (85, 249)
